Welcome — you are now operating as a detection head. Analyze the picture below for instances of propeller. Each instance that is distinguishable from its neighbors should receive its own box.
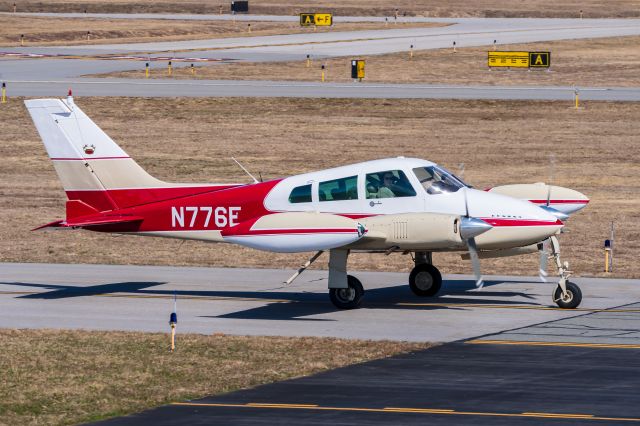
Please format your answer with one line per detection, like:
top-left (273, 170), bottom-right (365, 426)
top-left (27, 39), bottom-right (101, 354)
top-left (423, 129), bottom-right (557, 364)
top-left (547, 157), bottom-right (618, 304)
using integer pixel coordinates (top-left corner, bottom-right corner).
top-left (546, 154), bottom-right (555, 208)
top-left (459, 187), bottom-right (493, 288)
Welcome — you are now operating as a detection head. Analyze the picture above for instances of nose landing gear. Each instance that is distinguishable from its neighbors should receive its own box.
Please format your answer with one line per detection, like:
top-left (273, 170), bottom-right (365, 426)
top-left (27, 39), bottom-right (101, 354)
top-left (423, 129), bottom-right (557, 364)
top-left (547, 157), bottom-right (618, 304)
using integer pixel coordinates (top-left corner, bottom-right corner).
top-left (548, 235), bottom-right (582, 309)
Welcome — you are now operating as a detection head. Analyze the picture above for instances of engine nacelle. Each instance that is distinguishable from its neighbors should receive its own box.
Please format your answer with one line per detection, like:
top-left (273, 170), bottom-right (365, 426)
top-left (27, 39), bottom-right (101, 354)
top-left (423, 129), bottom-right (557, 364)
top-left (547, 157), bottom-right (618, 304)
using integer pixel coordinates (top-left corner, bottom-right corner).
top-left (488, 183), bottom-right (589, 215)
top-left (222, 212), bottom-right (365, 253)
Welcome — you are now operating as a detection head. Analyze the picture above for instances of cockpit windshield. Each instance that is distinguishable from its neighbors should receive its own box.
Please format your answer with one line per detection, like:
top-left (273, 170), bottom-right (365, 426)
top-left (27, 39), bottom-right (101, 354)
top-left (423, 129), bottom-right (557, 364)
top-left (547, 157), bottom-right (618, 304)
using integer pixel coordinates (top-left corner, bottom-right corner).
top-left (412, 166), bottom-right (468, 194)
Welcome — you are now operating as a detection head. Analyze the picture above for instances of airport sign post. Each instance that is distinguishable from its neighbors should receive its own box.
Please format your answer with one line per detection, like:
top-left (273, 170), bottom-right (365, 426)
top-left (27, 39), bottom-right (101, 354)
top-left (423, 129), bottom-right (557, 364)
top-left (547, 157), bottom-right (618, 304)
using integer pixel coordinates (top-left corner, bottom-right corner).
top-left (351, 59), bottom-right (365, 81)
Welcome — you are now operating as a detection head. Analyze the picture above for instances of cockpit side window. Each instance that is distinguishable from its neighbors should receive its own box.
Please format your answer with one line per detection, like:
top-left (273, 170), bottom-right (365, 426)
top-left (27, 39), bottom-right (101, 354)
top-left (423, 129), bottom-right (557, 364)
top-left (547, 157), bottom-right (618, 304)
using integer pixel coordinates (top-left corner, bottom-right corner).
top-left (365, 170), bottom-right (416, 199)
top-left (318, 176), bottom-right (358, 202)
top-left (413, 166), bottom-right (467, 195)
top-left (288, 184), bottom-right (312, 203)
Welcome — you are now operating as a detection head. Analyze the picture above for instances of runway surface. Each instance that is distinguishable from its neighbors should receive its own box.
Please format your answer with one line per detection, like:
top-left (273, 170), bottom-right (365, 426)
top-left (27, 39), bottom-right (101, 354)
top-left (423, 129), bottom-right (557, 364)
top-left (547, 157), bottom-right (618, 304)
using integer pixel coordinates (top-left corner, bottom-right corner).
top-left (2, 263), bottom-right (639, 343)
top-left (2, 17), bottom-right (640, 99)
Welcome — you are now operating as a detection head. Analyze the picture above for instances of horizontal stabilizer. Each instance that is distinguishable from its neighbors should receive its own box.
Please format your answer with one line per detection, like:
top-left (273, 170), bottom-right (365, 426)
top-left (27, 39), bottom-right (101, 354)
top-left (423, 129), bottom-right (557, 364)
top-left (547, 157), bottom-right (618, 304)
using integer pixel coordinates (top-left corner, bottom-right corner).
top-left (33, 215), bottom-right (143, 230)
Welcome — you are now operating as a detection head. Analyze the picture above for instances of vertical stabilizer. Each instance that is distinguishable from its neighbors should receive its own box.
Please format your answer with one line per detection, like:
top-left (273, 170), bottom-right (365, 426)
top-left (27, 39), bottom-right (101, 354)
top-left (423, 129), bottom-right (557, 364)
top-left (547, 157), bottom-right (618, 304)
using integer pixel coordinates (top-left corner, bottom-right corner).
top-left (25, 98), bottom-right (169, 211)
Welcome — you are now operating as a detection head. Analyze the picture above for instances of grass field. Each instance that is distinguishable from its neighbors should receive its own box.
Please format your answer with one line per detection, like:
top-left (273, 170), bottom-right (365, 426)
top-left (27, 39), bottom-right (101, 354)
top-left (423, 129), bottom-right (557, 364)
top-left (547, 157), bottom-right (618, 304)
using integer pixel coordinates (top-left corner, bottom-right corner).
top-left (106, 35), bottom-right (640, 88)
top-left (0, 97), bottom-right (638, 279)
top-left (0, 329), bottom-right (426, 425)
top-left (3, 0), bottom-right (640, 18)
top-left (0, 15), bottom-right (442, 46)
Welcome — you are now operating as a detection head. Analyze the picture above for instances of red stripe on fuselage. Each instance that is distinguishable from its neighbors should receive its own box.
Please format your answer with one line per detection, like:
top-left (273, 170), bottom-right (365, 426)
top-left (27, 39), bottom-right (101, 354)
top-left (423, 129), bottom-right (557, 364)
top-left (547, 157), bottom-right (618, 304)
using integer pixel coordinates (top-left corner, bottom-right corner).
top-left (232, 228), bottom-right (357, 237)
top-left (66, 185), bottom-right (242, 211)
top-left (529, 199), bottom-right (589, 204)
top-left (481, 218), bottom-right (563, 227)
top-left (92, 179), bottom-right (283, 233)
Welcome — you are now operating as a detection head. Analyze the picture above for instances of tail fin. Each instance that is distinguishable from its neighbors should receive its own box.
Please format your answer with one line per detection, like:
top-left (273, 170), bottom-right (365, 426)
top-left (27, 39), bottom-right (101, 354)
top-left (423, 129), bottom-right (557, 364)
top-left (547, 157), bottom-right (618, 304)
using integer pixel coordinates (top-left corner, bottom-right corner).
top-left (25, 96), bottom-right (171, 212)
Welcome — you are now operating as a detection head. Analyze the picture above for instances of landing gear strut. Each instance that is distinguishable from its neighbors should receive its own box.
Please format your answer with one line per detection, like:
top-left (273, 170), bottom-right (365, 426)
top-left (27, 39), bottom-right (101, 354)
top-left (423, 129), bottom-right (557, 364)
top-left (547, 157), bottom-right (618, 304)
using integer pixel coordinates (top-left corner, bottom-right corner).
top-left (548, 235), bottom-right (582, 309)
top-left (409, 252), bottom-right (442, 297)
top-left (328, 249), bottom-right (365, 309)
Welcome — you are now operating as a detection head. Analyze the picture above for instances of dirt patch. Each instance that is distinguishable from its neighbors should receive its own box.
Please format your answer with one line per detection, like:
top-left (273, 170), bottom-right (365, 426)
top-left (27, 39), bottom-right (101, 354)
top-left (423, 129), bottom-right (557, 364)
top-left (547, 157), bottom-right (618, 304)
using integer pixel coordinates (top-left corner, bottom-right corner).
top-left (0, 328), bottom-right (427, 424)
top-left (3, 0), bottom-right (640, 18)
top-left (103, 35), bottom-right (640, 88)
top-left (0, 97), bottom-right (637, 279)
top-left (0, 15), bottom-right (442, 46)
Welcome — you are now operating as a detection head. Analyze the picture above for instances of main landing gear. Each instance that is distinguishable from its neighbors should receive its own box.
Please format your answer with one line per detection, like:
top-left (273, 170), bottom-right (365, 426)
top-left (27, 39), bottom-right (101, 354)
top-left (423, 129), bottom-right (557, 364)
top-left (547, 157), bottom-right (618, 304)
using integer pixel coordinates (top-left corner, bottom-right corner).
top-left (409, 251), bottom-right (442, 297)
top-left (327, 249), bottom-right (365, 309)
top-left (329, 275), bottom-right (364, 309)
top-left (547, 235), bottom-right (582, 309)
top-left (325, 249), bottom-right (443, 309)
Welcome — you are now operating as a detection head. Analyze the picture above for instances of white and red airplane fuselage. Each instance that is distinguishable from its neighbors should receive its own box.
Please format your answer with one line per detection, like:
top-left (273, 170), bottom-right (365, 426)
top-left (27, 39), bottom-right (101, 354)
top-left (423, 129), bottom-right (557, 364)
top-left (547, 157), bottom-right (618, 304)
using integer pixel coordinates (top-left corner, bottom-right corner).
top-left (26, 96), bottom-right (589, 309)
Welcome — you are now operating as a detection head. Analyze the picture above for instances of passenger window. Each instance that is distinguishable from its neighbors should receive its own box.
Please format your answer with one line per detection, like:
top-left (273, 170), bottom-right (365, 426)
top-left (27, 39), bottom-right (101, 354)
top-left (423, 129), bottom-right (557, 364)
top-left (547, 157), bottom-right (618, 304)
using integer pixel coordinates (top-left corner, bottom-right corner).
top-left (366, 170), bottom-right (416, 199)
top-left (319, 176), bottom-right (358, 202)
top-left (288, 184), bottom-right (312, 203)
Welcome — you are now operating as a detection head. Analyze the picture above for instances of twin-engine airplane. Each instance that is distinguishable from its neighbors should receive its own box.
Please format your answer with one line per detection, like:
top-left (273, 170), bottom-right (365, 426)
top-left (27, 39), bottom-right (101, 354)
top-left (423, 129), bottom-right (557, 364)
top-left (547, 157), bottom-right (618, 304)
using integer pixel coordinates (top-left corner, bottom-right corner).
top-left (26, 94), bottom-right (589, 310)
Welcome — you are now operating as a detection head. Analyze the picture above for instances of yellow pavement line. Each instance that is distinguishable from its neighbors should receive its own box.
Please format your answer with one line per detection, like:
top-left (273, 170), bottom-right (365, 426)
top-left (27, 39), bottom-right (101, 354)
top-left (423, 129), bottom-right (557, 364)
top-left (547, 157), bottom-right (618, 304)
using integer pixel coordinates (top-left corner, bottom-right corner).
top-left (247, 403), bottom-right (319, 408)
top-left (2, 290), bottom-right (640, 313)
top-left (397, 302), bottom-right (640, 313)
top-left (0, 290), bottom-right (290, 303)
top-left (96, 293), bottom-right (291, 303)
top-left (467, 340), bottom-right (640, 349)
top-left (170, 402), bottom-right (640, 422)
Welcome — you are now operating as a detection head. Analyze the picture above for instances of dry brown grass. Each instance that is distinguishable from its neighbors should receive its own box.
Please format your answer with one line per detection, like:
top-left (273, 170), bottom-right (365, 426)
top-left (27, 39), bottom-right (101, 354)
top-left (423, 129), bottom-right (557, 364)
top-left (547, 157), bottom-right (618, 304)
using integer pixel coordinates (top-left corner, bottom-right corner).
top-left (3, 0), bottom-right (639, 18)
top-left (0, 328), bottom-right (427, 425)
top-left (108, 35), bottom-right (640, 88)
top-left (0, 15), bottom-right (442, 46)
top-left (0, 97), bottom-right (638, 279)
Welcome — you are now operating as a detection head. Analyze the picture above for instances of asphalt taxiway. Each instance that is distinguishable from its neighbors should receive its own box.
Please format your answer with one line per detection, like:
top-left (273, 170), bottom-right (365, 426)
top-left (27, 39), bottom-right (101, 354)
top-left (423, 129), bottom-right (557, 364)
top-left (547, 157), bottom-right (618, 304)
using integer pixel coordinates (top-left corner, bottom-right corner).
top-left (97, 342), bottom-right (640, 425)
top-left (2, 17), bottom-right (640, 99)
top-left (6, 79), bottom-right (640, 100)
top-left (4, 263), bottom-right (638, 425)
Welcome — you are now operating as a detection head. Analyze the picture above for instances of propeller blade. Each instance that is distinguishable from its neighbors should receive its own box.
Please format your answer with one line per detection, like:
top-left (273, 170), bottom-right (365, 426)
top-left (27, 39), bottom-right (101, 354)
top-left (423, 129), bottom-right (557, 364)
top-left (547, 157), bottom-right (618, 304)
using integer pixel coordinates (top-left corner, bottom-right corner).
top-left (539, 239), bottom-right (549, 282)
top-left (463, 187), bottom-right (470, 217)
top-left (466, 237), bottom-right (484, 288)
top-left (546, 154), bottom-right (555, 207)
top-left (546, 183), bottom-right (552, 207)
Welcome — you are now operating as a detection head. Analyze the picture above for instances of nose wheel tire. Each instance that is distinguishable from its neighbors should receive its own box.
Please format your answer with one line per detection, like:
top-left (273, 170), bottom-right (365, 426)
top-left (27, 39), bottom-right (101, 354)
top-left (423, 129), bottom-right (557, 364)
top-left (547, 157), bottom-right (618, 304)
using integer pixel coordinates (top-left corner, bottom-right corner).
top-left (409, 264), bottom-right (442, 297)
top-left (553, 281), bottom-right (582, 309)
top-left (329, 275), bottom-right (364, 309)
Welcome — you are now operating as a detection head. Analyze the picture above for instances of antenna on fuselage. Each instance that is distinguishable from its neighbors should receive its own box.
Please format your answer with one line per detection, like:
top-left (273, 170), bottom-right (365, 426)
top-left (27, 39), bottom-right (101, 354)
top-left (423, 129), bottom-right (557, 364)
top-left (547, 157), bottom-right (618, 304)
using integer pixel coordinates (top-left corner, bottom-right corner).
top-left (231, 157), bottom-right (259, 184)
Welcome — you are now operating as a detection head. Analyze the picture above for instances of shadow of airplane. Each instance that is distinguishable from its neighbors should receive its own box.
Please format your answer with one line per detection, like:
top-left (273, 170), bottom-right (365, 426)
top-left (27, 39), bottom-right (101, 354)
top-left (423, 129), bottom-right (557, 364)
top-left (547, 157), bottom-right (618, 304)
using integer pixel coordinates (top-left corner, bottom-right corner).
top-left (1, 276), bottom-right (542, 321)
top-left (0, 281), bottom-right (167, 299)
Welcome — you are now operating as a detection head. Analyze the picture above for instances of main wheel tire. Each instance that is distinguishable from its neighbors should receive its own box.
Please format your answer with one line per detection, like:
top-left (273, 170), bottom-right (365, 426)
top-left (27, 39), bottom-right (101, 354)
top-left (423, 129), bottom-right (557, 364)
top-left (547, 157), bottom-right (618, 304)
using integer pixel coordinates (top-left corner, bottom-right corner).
top-left (409, 264), bottom-right (442, 297)
top-left (329, 275), bottom-right (364, 309)
top-left (553, 281), bottom-right (582, 309)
